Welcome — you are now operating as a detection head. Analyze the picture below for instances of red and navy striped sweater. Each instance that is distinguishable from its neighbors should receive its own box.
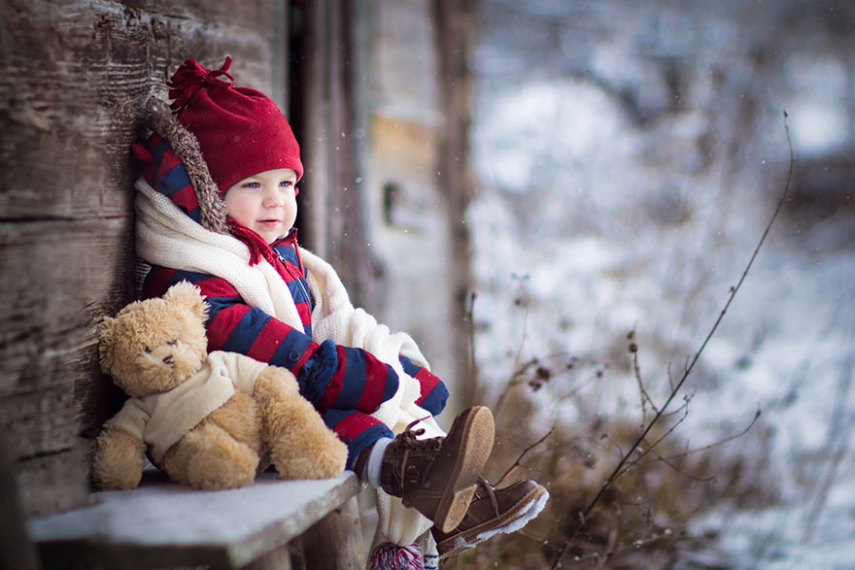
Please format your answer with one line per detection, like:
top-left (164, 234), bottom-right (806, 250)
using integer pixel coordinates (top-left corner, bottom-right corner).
top-left (141, 231), bottom-right (449, 417)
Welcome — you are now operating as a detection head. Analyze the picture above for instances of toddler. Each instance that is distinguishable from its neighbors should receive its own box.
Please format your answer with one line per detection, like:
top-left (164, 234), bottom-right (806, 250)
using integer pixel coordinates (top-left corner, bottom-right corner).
top-left (132, 57), bottom-right (547, 567)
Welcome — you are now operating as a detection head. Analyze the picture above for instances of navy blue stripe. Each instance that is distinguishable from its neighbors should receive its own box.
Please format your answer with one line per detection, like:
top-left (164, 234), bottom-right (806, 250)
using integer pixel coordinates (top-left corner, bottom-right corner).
top-left (273, 243), bottom-right (301, 267)
top-left (270, 328), bottom-right (316, 370)
top-left (398, 355), bottom-right (420, 376)
top-left (152, 138), bottom-right (170, 179)
top-left (381, 365), bottom-right (399, 403)
top-left (287, 278), bottom-right (311, 305)
top-left (184, 206), bottom-right (202, 224)
top-left (169, 269), bottom-right (216, 284)
top-left (204, 295), bottom-right (243, 322)
top-left (344, 424), bottom-right (393, 470)
top-left (418, 383), bottom-right (449, 416)
top-left (221, 308), bottom-right (271, 354)
top-left (334, 347), bottom-right (367, 409)
top-left (156, 164), bottom-right (193, 197)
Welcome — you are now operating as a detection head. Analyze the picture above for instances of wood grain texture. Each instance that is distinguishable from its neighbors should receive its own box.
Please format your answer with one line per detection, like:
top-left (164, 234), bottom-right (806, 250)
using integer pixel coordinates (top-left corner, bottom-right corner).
top-left (0, 0), bottom-right (284, 517)
top-left (29, 471), bottom-right (362, 570)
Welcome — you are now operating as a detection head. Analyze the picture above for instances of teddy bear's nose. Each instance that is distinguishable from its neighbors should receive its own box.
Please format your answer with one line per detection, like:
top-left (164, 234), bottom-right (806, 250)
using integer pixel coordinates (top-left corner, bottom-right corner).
top-left (162, 355), bottom-right (174, 365)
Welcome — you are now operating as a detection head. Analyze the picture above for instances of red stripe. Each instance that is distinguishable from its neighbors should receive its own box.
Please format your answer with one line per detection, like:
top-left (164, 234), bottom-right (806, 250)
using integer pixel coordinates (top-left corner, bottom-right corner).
top-left (317, 355), bottom-right (345, 408)
top-left (247, 319), bottom-right (293, 363)
top-left (142, 163), bottom-right (155, 185)
top-left (142, 268), bottom-right (177, 300)
top-left (414, 368), bottom-right (441, 405)
top-left (330, 412), bottom-right (384, 440)
top-left (295, 301), bottom-right (312, 329)
top-left (156, 149), bottom-right (182, 180)
top-left (194, 276), bottom-right (241, 298)
top-left (291, 341), bottom-right (316, 374)
top-left (171, 184), bottom-right (199, 211)
top-left (206, 304), bottom-right (249, 351)
top-left (355, 355), bottom-right (389, 412)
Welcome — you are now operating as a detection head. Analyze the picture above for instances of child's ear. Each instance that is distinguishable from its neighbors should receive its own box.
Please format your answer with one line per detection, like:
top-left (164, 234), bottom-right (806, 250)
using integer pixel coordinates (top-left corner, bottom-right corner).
top-left (98, 316), bottom-right (116, 373)
top-left (164, 281), bottom-right (208, 321)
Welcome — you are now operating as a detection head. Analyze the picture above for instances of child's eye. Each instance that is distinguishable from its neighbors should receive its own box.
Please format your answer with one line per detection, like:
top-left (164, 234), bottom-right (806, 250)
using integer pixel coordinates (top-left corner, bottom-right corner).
top-left (242, 182), bottom-right (261, 189)
top-left (279, 180), bottom-right (293, 188)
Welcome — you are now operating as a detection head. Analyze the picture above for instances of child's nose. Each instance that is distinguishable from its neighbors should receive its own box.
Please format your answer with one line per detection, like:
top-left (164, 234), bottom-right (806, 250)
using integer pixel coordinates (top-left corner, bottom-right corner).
top-left (263, 185), bottom-right (284, 206)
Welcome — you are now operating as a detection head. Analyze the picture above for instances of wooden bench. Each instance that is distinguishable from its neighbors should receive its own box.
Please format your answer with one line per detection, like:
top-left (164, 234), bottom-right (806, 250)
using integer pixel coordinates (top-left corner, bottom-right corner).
top-left (27, 469), bottom-right (365, 570)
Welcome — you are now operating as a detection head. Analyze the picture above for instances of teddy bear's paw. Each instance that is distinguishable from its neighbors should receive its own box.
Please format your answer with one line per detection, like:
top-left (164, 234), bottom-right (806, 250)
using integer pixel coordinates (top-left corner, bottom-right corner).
top-left (92, 426), bottom-right (146, 490)
top-left (185, 437), bottom-right (260, 490)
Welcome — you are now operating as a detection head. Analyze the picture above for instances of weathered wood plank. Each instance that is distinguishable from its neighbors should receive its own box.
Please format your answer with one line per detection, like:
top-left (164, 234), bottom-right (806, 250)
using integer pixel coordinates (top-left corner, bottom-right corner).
top-left (298, 494), bottom-right (365, 570)
top-left (0, 0), bottom-right (287, 517)
top-left (0, 0), bottom-right (281, 221)
top-left (28, 470), bottom-right (363, 570)
top-left (0, 218), bottom-right (132, 402)
top-left (0, 217), bottom-right (132, 517)
top-left (15, 446), bottom-right (95, 519)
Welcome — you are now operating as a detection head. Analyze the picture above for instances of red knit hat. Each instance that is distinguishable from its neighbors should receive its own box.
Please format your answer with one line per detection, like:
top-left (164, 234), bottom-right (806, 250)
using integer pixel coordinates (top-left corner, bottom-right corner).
top-left (168, 57), bottom-right (303, 195)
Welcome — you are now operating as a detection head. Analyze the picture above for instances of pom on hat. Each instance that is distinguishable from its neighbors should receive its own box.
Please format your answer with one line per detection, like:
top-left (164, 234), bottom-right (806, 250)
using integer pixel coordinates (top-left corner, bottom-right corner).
top-left (368, 542), bottom-right (424, 570)
top-left (167, 57), bottom-right (303, 195)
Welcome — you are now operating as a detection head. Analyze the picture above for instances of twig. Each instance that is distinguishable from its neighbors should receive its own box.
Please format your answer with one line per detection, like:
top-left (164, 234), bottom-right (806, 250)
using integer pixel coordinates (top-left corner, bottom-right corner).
top-left (637, 408), bottom-right (762, 469)
top-left (630, 333), bottom-right (660, 420)
top-left (550, 112), bottom-right (795, 569)
top-left (493, 356), bottom-right (540, 418)
top-left (496, 426), bottom-right (555, 487)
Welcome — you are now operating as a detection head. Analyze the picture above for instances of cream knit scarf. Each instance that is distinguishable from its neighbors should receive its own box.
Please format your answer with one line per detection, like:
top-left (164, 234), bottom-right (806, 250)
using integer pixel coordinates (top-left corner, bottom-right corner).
top-left (135, 178), bottom-right (440, 550)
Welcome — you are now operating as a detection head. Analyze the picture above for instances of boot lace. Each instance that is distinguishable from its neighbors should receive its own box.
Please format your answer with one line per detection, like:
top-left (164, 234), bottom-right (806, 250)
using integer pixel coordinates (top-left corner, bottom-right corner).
top-left (390, 417), bottom-right (442, 494)
top-left (473, 476), bottom-right (501, 517)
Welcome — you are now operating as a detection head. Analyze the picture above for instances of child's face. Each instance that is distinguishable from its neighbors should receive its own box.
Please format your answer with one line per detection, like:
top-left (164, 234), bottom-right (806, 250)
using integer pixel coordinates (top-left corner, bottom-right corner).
top-left (224, 168), bottom-right (299, 244)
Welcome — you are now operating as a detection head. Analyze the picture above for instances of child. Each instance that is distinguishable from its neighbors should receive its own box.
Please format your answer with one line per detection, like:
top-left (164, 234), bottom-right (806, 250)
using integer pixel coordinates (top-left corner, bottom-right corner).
top-left (132, 57), bottom-right (547, 567)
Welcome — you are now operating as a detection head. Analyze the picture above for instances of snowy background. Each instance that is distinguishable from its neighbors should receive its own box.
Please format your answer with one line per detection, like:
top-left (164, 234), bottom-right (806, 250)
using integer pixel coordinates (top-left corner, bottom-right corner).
top-left (468, 1), bottom-right (855, 567)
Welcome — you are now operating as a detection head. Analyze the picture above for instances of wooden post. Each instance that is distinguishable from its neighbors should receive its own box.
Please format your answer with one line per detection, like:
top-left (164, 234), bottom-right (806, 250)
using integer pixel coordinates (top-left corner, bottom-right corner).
top-left (0, 0), bottom-right (290, 519)
top-left (298, 495), bottom-right (366, 570)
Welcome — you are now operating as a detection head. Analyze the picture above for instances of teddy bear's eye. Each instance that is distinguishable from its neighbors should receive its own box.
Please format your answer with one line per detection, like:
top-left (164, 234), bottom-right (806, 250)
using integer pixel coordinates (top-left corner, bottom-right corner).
top-left (167, 339), bottom-right (178, 346)
top-left (143, 346), bottom-right (152, 354)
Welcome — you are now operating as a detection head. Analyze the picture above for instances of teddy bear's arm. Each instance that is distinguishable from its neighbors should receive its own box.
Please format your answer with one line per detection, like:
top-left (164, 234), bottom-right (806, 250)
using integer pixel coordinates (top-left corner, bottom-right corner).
top-left (92, 424), bottom-right (147, 490)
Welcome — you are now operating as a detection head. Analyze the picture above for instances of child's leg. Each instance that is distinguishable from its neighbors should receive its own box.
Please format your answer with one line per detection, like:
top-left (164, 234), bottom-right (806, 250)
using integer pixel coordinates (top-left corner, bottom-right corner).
top-left (320, 408), bottom-right (395, 471)
top-left (323, 406), bottom-right (495, 533)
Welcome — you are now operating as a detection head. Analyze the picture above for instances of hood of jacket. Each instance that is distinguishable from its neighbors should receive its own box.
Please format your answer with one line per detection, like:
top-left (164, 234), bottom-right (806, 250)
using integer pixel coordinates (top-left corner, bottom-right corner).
top-left (132, 99), bottom-right (230, 235)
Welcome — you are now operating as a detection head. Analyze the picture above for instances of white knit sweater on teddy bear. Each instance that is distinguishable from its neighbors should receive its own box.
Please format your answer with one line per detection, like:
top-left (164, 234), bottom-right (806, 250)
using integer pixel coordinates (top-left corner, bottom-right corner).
top-left (107, 350), bottom-right (268, 464)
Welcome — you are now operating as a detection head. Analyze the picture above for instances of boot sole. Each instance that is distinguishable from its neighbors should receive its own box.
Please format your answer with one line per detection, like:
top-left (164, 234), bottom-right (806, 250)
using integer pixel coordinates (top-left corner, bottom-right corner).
top-left (432, 406), bottom-right (495, 533)
top-left (436, 485), bottom-right (549, 559)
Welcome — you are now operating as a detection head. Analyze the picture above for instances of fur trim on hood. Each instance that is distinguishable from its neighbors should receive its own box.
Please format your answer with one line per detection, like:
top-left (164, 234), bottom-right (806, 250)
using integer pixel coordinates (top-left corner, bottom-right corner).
top-left (132, 99), bottom-right (230, 235)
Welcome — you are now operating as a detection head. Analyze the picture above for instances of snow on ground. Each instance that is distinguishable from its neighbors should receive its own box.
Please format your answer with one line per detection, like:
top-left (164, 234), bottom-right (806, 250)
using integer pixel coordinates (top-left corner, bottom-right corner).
top-left (469, 2), bottom-right (855, 567)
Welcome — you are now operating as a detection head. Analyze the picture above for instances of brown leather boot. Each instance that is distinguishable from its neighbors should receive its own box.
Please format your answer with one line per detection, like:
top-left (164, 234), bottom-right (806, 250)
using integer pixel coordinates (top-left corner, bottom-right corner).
top-left (431, 476), bottom-right (549, 559)
top-left (380, 406), bottom-right (495, 533)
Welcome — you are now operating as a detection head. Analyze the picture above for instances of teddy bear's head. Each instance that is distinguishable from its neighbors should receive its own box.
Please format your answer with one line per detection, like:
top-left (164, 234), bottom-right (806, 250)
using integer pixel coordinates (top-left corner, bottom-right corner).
top-left (99, 282), bottom-right (210, 398)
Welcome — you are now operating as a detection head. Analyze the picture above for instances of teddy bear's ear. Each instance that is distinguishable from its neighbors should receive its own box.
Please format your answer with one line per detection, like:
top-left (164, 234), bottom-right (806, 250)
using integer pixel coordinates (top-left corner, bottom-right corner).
top-left (98, 316), bottom-right (116, 373)
top-left (164, 281), bottom-right (208, 321)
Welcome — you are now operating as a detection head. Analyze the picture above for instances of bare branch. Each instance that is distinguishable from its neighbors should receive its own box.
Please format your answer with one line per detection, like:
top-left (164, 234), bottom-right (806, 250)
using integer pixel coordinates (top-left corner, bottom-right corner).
top-left (550, 113), bottom-right (795, 569)
top-left (496, 426), bottom-right (555, 487)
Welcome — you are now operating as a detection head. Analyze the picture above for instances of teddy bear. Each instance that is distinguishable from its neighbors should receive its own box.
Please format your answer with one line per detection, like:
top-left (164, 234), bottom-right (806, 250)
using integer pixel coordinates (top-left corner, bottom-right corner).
top-left (92, 281), bottom-right (348, 491)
